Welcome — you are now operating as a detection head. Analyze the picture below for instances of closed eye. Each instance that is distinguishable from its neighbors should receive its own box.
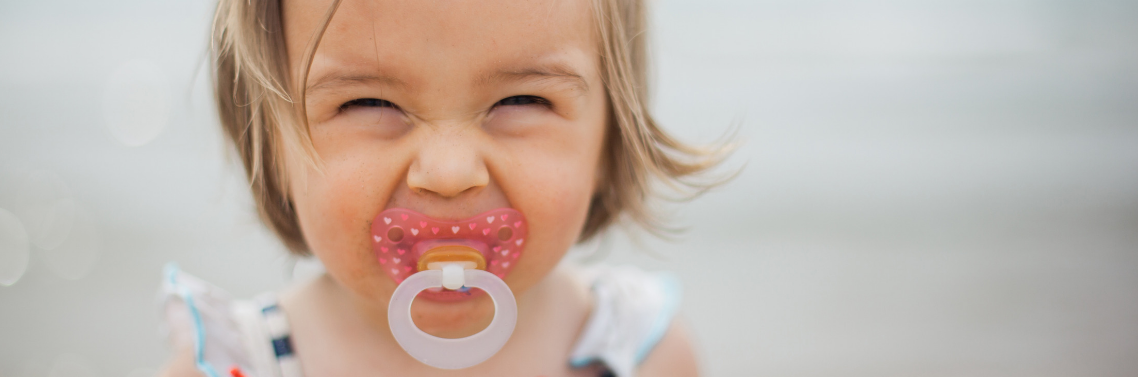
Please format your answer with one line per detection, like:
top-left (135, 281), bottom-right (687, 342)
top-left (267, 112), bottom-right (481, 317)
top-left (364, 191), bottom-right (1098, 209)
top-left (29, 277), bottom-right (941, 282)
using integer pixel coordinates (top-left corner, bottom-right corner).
top-left (340, 98), bottom-right (397, 111)
top-left (495, 95), bottom-right (551, 107)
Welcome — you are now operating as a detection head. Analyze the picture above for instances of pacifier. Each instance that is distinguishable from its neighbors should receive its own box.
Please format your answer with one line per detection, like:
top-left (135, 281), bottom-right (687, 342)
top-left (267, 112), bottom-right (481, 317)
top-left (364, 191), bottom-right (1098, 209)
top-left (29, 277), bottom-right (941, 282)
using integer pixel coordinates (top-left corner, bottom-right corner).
top-left (371, 208), bottom-right (527, 369)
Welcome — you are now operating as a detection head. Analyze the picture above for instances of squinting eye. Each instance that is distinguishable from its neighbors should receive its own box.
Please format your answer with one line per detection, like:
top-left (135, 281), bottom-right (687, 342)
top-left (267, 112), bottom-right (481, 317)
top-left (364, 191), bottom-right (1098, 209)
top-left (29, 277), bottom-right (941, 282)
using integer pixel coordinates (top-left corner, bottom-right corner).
top-left (340, 98), bottom-right (396, 111)
top-left (495, 95), bottom-right (550, 107)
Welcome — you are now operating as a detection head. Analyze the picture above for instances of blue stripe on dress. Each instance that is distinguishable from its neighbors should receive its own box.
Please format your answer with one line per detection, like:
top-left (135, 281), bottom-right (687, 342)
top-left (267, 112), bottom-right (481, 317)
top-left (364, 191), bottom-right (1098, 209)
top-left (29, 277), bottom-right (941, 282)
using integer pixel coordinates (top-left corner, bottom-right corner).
top-left (272, 336), bottom-right (295, 357)
top-left (165, 263), bottom-right (222, 377)
top-left (633, 272), bottom-right (682, 364)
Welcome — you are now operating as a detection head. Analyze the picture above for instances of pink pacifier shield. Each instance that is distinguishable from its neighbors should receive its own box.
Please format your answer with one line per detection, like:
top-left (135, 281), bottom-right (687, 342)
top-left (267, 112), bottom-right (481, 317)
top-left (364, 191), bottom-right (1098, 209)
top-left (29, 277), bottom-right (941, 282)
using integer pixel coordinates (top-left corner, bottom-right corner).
top-left (370, 208), bottom-right (527, 283)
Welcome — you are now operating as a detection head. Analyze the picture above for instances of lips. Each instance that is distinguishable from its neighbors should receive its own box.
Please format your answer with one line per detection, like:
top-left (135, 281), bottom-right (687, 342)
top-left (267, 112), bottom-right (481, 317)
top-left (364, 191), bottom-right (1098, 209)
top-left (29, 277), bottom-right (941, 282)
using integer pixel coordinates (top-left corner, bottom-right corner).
top-left (370, 208), bottom-right (527, 296)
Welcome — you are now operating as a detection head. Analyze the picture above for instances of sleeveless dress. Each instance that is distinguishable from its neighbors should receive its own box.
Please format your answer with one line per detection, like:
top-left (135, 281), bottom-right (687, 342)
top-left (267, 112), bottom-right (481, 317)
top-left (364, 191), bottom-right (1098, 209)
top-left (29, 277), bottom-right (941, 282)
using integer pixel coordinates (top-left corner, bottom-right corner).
top-left (160, 263), bottom-right (681, 377)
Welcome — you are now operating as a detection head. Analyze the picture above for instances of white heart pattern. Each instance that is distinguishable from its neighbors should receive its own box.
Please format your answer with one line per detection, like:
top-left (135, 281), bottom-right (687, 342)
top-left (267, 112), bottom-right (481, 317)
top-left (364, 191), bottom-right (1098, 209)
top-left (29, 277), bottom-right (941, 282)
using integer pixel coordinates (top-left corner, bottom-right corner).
top-left (383, 217), bottom-right (392, 225)
top-left (393, 257), bottom-right (401, 263)
top-left (487, 216), bottom-right (495, 224)
top-left (391, 268), bottom-right (399, 275)
top-left (501, 249), bottom-right (509, 256)
top-left (410, 228), bottom-right (419, 236)
top-left (516, 239), bottom-right (524, 246)
top-left (502, 262), bottom-right (510, 268)
top-left (373, 235), bottom-right (382, 243)
top-left (451, 226), bottom-right (460, 234)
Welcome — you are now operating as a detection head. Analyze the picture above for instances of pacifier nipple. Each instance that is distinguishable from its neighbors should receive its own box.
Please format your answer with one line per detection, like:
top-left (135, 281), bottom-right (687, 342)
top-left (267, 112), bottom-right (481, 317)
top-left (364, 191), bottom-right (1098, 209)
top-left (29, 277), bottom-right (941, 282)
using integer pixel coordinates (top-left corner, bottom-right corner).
top-left (374, 208), bottom-right (526, 369)
top-left (441, 263), bottom-right (464, 290)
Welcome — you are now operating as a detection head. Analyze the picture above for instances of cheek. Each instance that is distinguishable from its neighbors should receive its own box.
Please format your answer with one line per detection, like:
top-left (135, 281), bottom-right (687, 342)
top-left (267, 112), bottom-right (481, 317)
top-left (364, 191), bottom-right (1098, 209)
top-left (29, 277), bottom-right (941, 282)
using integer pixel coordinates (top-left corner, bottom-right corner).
top-left (497, 120), bottom-right (605, 286)
top-left (289, 138), bottom-right (409, 298)
top-left (298, 173), bottom-right (371, 255)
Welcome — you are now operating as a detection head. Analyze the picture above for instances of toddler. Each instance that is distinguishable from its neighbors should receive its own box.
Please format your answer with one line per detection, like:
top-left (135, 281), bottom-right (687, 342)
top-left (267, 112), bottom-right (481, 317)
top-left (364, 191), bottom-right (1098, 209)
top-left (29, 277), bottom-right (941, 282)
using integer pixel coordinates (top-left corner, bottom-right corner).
top-left (160, 0), bottom-right (727, 376)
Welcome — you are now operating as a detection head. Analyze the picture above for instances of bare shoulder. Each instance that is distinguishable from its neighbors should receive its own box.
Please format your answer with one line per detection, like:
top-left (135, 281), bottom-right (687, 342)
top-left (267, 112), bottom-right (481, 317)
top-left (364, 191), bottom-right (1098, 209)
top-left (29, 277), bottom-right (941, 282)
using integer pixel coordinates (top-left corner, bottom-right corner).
top-left (158, 346), bottom-right (204, 377)
top-left (637, 319), bottom-right (701, 377)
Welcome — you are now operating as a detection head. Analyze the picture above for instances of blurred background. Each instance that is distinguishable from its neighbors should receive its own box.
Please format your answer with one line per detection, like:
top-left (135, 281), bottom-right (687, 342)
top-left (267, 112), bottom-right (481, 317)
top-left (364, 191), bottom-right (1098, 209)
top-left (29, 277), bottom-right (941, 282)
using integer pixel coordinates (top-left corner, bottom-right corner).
top-left (2, 0), bottom-right (1137, 376)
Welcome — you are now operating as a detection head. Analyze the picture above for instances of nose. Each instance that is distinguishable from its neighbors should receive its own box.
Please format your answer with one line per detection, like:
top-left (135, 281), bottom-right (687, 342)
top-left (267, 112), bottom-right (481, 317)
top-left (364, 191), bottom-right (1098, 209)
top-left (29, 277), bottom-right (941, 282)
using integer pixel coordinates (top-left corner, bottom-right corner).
top-left (406, 130), bottom-right (489, 198)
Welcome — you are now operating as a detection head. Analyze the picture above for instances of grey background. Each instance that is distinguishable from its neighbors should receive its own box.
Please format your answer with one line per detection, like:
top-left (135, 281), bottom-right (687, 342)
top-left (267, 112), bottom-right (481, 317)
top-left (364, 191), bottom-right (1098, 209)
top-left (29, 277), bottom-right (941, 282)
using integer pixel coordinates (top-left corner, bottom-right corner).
top-left (2, 0), bottom-right (1137, 376)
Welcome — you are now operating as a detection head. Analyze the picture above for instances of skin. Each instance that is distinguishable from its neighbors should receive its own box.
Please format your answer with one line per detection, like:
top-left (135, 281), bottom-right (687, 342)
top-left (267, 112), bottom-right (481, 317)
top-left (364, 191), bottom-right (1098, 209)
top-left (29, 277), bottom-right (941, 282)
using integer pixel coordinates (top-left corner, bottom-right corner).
top-left (163, 0), bottom-right (699, 376)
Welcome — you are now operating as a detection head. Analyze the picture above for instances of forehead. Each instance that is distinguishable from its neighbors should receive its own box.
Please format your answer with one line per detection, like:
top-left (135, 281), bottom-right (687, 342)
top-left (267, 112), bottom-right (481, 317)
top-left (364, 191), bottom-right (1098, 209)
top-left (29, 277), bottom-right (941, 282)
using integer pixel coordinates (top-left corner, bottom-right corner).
top-left (283, 0), bottom-right (598, 89)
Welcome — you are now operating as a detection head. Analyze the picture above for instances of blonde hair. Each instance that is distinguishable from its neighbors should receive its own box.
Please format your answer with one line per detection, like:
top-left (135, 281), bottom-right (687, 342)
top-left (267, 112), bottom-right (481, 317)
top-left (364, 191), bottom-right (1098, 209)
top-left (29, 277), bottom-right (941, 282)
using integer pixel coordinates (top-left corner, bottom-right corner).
top-left (211, 0), bottom-right (731, 255)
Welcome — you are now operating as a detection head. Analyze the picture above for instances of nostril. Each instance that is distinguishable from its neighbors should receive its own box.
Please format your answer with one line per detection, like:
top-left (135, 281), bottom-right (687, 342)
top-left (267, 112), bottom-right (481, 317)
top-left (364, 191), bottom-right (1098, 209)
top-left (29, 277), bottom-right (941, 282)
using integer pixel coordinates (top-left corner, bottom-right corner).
top-left (409, 182), bottom-right (486, 200)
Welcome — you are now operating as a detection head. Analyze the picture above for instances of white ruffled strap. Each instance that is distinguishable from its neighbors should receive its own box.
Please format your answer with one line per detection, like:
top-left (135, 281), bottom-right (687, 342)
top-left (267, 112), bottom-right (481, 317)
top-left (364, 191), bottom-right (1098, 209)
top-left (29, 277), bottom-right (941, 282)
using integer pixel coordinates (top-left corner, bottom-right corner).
top-left (568, 266), bottom-right (683, 377)
top-left (160, 263), bottom-right (251, 377)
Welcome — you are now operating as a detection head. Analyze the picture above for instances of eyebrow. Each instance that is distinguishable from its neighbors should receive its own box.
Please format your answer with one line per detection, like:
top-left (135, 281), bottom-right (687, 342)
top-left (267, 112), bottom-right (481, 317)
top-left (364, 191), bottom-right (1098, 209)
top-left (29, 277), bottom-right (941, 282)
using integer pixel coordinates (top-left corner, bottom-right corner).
top-left (479, 63), bottom-right (590, 94)
top-left (305, 73), bottom-right (406, 95)
top-left (304, 63), bottom-right (589, 96)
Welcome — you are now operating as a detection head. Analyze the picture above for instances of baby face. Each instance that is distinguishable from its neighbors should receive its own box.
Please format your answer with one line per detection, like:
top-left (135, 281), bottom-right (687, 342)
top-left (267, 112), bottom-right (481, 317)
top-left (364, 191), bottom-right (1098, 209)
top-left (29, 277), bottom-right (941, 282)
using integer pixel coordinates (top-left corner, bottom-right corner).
top-left (282, 0), bottom-right (606, 332)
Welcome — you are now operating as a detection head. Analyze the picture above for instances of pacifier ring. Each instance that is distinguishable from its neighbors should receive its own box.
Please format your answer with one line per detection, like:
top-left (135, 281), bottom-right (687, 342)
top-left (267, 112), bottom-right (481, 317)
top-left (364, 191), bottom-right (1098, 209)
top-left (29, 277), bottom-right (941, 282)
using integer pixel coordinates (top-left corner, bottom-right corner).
top-left (387, 269), bottom-right (518, 369)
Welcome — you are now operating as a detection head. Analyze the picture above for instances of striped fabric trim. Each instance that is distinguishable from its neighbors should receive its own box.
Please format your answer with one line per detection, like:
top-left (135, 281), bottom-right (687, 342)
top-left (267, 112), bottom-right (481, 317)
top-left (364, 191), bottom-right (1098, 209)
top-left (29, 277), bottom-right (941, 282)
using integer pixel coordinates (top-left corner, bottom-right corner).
top-left (259, 302), bottom-right (304, 377)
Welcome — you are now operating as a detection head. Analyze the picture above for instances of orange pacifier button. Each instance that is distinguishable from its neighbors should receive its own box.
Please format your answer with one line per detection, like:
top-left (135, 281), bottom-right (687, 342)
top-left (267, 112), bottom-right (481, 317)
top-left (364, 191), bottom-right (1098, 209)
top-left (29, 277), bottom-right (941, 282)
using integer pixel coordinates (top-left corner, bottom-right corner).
top-left (417, 245), bottom-right (486, 272)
